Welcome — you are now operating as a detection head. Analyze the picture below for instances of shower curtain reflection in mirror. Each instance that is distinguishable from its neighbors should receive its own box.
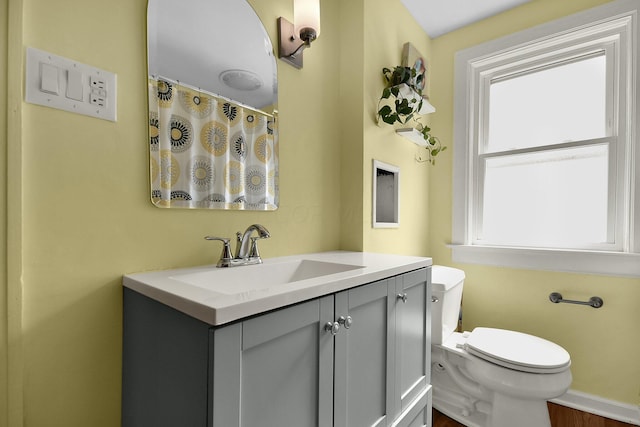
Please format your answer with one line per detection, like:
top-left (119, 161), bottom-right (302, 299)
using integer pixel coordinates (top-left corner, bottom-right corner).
top-left (149, 78), bottom-right (278, 210)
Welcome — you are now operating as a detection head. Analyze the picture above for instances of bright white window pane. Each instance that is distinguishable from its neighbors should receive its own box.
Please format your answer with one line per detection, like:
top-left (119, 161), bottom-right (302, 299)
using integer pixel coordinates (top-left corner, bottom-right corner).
top-left (480, 144), bottom-right (609, 248)
top-left (488, 55), bottom-right (607, 152)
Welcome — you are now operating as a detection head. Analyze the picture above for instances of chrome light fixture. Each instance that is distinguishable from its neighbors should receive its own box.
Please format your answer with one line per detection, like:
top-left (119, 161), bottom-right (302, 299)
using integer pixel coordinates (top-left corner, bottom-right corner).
top-left (278, 0), bottom-right (321, 69)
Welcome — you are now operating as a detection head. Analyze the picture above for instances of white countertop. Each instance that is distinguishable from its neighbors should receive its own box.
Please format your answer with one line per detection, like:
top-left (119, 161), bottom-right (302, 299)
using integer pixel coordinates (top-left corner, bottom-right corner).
top-left (123, 251), bottom-right (432, 325)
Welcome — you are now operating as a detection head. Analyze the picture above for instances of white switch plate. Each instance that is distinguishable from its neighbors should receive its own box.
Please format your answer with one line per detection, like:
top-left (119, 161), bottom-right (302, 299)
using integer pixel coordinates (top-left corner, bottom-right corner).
top-left (25, 47), bottom-right (117, 122)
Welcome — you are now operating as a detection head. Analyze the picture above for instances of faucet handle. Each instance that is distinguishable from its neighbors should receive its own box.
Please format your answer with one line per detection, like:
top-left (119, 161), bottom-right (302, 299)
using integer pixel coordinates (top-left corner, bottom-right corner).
top-left (234, 231), bottom-right (243, 258)
top-left (204, 236), bottom-right (233, 267)
top-left (248, 225), bottom-right (271, 259)
top-left (248, 237), bottom-right (262, 259)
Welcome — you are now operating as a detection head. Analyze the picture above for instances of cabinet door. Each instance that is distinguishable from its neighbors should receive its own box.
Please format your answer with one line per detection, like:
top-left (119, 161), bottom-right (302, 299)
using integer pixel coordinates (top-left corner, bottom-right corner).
top-left (394, 268), bottom-right (430, 414)
top-left (334, 279), bottom-right (395, 427)
top-left (211, 296), bottom-right (334, 427)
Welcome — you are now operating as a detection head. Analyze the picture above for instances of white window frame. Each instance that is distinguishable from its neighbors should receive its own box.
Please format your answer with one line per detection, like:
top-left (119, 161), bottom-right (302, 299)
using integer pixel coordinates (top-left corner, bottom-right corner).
top-left (451, 0), bottom-right (640, 277)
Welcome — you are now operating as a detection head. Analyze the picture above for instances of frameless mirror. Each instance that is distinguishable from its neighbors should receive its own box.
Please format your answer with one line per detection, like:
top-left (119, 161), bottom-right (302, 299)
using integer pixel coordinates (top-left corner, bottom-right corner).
top-left (147, 0), bottom-right (279, 210)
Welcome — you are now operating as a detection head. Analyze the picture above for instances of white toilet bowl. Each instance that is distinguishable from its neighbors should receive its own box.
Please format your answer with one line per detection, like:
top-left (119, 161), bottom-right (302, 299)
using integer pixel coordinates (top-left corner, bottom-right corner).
top-left (430, 266), bottom-right (572, 427)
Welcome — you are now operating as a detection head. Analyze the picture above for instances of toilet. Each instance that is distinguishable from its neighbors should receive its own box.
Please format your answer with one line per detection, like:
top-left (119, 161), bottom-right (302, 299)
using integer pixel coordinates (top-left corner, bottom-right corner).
top-left (430, 265), bottom-right (572, 427)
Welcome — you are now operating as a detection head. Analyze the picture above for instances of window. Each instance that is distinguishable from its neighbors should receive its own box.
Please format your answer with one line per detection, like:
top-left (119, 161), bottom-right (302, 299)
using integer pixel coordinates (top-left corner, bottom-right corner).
top-left (452, 0), bottom-right (640, 277)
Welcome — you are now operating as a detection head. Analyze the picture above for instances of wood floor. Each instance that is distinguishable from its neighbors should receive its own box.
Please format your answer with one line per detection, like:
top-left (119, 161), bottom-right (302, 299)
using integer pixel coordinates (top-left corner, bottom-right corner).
top-left (432, 409), bottom-right (466, 427)
top-left (433, 403), bottom-right (637, 427)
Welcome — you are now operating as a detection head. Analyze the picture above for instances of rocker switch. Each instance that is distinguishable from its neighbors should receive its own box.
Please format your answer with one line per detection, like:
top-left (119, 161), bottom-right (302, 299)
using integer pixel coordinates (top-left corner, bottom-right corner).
top-left (66, 69), bottom-right (84, 101)
top-left (40, 63), bottom-right (59, 95)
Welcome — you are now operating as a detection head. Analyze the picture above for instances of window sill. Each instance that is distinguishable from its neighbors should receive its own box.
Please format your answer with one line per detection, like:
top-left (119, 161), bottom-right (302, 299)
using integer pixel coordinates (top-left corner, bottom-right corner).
top-left (449, 244), bottom-right (640, 278)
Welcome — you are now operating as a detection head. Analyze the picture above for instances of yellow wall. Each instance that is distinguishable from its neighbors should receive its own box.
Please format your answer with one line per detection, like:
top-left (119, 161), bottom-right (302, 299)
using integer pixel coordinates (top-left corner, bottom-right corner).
top-left (4, 0), bottom-right (25, 425)
top-left (5, 0), bottom-right (435, 424)
top-left (10, 0), bottom-right (351, 424)
top-left (429, 0), bottom-right (640, 405)
top-left (362, 0), bottom-right (432, 256)
top-left (338, 0), bottom-right (365, 252)
top-left (1, 0), bottom-right (8, 424)
top-left (3, 0), bottom-right (640, 426)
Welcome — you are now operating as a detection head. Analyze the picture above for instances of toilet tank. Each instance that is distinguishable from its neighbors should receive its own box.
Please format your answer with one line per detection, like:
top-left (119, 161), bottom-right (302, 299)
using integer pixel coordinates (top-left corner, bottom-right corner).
top-left (431, 265), bottom-right (465, 345)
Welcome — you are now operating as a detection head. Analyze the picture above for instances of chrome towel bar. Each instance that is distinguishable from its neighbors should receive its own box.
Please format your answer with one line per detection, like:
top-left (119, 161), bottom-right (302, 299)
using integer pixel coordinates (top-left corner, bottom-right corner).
top-left (549, 292), bottom-right (603, 309)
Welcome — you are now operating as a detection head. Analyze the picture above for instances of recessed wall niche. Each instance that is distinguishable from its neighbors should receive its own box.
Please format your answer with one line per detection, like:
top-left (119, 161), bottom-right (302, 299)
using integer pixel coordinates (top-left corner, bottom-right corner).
top-left (373, 160), bottom-right (399, 228)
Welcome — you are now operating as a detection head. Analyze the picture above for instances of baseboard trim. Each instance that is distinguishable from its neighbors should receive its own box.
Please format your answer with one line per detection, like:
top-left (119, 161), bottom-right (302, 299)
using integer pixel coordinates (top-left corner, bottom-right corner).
top-left (550, 389), bottom-right (640, 426)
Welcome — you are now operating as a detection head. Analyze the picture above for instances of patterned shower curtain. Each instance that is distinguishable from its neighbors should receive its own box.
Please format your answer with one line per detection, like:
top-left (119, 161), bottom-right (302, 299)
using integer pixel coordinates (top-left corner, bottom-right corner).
top-left (148, 77), bottom-right (278, 209)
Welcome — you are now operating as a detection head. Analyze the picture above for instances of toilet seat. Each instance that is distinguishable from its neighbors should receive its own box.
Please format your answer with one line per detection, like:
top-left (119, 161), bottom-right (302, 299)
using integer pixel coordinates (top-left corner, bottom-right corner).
top-left (464, 327), bottom-right (571, 374)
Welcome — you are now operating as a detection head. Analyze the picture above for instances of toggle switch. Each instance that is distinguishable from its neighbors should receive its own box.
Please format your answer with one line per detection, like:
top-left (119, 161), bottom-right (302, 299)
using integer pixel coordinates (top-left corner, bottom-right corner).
top-left (40, 62), bottom-right (59, 95)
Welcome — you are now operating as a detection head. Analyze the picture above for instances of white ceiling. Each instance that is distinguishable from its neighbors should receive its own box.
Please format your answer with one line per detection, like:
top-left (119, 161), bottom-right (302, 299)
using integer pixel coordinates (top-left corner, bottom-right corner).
top-left (401, 0), bottom-right (533, 38)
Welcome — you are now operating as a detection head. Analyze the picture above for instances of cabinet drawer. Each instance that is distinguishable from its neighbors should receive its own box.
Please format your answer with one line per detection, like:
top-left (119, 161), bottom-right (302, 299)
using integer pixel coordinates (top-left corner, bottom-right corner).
top-left (393, 385), bottom-right (432, 427)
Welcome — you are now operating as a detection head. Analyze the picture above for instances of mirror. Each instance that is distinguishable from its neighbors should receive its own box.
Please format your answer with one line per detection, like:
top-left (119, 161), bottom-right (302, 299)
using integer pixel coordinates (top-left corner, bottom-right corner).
top-left (372, 160), bottom-right (399, 228)
top-left (147, 0), bottom-right (279, 210)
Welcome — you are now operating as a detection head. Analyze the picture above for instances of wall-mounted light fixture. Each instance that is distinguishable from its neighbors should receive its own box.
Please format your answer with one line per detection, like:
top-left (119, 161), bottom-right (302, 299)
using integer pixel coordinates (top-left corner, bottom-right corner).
top-left (277, 0), bottom-right (320, 69)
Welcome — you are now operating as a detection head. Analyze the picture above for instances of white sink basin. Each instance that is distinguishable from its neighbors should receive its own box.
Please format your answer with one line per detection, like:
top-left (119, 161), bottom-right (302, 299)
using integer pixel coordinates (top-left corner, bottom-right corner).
top-left (123, 251), bottom-right (432, 325)
top-left (170, 259), bottom-right (364, 295)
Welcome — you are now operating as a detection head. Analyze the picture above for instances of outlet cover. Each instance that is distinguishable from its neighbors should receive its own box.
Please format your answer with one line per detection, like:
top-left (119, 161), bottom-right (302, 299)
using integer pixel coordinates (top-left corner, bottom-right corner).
top-left (25, 47), bottom-right (117, 121)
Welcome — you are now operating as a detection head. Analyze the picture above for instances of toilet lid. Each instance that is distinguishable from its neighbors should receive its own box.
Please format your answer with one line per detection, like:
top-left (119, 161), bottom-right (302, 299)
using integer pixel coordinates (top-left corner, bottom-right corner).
top-left (464, 327), bottom-right (571, 374)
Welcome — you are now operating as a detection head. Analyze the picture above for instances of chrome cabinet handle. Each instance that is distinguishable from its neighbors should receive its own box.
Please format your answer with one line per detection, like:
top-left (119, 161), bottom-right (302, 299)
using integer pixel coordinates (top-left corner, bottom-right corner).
top-left (324, 321), bottom-right (340, 335)
top-left (338, 315), bottom-right (353, 329)
top-left (397, 293), bottom-right (408, 303)
top-left (432, 296), bottom-right (439, 303)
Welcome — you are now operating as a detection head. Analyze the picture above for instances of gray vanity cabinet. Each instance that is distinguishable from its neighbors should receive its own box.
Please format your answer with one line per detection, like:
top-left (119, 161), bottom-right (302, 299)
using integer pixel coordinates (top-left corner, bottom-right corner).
top-left (122, 267), bottom-right (431, 427)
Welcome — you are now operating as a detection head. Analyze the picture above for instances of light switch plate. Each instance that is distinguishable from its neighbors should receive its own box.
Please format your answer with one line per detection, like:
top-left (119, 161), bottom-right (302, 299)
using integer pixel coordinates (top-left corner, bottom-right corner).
top-left (25, 47), bottom-right (117, 121)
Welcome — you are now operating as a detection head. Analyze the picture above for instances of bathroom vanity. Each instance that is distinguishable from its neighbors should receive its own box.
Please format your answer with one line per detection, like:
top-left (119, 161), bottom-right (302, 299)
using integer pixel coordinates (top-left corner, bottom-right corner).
top-left (122, 251), bottom-right (432, 427)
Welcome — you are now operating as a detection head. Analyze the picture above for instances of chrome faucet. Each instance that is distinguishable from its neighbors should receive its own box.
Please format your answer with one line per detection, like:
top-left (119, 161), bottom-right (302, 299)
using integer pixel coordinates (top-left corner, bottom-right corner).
top-left (205, 224), bottom-right (270, 268)
top-left (235, 223), bottom-right (270, 259)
